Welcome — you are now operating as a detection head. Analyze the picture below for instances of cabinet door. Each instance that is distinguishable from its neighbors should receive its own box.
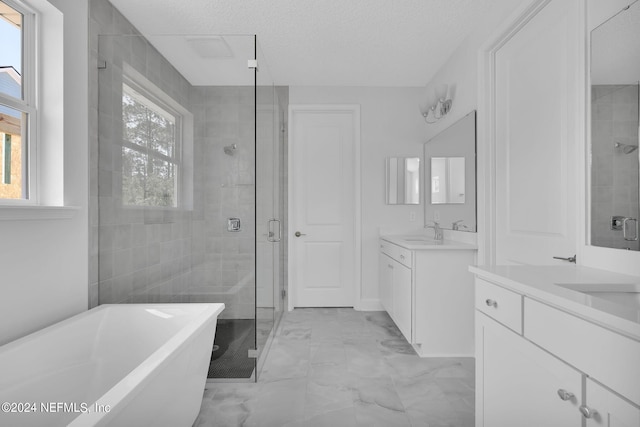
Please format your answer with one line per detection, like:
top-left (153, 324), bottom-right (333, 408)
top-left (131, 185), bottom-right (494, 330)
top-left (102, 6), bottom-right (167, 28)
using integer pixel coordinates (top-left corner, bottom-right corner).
top-left (494, 0), bottom-right (579, 264)
top-left (379, 252), bottom-right (394, 315)
top-left (584, 379), bottom-right (640, 427)
top-left (392, 261), bottom-right (412, 342)
top-left (478, 312), bottom-right (582, 427)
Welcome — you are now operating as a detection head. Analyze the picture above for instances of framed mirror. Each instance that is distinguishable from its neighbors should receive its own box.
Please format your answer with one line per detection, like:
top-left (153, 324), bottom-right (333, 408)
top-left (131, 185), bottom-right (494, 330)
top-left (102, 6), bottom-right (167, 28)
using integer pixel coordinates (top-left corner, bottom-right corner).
top-left (386, 157), bottom-right (420, 205)
top-left (590, 1), bottom-right (640, 251)
top-left (424, 110), bottom-right (476, 231)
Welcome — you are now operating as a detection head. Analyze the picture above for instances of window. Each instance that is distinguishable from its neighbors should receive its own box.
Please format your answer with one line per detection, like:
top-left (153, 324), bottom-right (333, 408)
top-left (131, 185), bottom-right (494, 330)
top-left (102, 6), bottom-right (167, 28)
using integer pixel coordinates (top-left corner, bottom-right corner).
top-left (0, 0), bottom-right (35, 202)
top-left (121, 79), bottom-right (181, 207)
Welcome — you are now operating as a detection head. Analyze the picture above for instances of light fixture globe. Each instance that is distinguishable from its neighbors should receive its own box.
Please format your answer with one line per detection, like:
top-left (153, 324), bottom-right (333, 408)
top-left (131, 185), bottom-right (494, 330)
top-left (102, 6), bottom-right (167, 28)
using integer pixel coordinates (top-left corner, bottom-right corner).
top-left (420, 83), bottom-right (453, 124)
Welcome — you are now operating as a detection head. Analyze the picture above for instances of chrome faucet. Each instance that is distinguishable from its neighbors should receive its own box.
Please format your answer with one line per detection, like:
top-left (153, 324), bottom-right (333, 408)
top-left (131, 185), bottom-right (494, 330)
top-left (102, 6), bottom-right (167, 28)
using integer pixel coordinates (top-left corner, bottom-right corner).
top-left (452, 220), bottom-right (464, 231)
top-left (426, 221), bottom-right (443, 241)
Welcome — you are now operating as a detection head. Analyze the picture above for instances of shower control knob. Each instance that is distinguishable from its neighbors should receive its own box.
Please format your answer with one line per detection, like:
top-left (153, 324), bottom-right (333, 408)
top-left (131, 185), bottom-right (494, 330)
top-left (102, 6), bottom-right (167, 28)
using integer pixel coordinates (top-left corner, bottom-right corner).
top-left (295, 231), bottom-right (306, 237)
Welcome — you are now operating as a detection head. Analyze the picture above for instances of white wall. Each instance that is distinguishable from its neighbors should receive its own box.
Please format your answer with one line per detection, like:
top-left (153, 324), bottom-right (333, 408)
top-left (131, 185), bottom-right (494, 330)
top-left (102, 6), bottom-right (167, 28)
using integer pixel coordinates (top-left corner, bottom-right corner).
top-left (0, 0), bottom-right (88, 345)
top-left (289, 87), bottom-right (426, 309)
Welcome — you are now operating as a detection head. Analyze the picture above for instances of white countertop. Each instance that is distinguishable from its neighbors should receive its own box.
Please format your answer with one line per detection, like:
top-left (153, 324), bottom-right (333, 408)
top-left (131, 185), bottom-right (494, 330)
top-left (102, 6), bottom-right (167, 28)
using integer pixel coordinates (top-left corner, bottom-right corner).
top-left (470, 265), bottom-right (640, 339)
top-left (381, 234), bottom-right (478, 251)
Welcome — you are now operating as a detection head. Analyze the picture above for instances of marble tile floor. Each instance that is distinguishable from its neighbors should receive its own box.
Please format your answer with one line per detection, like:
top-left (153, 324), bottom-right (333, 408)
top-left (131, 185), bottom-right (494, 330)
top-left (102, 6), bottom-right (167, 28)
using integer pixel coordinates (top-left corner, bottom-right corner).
top-left (194, 308), bottom-right (474, 427)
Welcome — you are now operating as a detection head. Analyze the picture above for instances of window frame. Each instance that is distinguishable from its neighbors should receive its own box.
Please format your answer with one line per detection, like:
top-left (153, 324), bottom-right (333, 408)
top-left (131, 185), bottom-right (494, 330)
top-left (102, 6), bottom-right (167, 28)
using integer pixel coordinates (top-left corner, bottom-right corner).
top-left (121, 66), bottom-right (185, 209)
top-left (0, 0), bottom-right (38, 205)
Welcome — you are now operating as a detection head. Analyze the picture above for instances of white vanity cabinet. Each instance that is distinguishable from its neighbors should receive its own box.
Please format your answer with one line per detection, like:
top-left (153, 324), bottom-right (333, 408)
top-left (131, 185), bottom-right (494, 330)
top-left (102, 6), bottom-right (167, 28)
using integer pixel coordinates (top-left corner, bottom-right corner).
top-left (379, 239), bottom-right (412, 340)
top-left (476, 280), bottom-right (582, 427)
top-left (379, 236), bottom-right (477, 356)
top-left (472, 268), bottom-right (640, 427)
top-left (585, 379), bottom-right (640, 427)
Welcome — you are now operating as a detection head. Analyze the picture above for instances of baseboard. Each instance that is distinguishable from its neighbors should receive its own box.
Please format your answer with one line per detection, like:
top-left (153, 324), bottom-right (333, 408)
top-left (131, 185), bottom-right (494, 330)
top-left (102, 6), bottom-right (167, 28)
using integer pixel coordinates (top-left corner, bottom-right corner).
top-left (356, 298), bottom-right (384, 311)
top-left (412, 344), bottom-right (475, 358)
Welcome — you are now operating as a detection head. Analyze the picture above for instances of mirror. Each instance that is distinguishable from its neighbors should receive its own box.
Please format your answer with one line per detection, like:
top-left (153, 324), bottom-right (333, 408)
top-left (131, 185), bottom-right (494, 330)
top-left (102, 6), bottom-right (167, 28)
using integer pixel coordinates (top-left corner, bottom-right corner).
top-left (424, 110), bottom-right (476, 232)
top-left (590, 1), bottom-right (640, 251)
top-left (386, 157), bottom-right (420, 205)
top-left (431, 157), bottom-right (465, 204)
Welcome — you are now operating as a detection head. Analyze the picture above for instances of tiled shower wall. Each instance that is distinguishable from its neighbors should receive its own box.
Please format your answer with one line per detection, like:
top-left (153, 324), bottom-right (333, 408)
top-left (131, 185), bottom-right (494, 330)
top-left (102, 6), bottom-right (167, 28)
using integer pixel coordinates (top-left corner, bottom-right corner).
top-left (190, 86), bottom-right (256, 319)
top-left (591, 84), bottom-right (639, 250)
top-left (89, 0), bottom-right (261, 319)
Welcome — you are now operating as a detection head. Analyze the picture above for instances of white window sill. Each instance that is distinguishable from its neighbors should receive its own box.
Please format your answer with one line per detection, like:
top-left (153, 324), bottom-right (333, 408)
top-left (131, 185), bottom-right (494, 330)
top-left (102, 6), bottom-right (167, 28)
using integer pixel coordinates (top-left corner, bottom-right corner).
top-left (0, 205), bottom-right (81, 221)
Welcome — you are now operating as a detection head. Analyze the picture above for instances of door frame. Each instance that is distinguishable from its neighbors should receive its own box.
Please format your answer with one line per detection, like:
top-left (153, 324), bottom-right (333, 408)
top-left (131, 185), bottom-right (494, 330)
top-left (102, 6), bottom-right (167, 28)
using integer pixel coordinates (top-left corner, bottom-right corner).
top-left (477, 0), bottom-right (586, 266)
top-left (287, 104), bottom-right (361, 311)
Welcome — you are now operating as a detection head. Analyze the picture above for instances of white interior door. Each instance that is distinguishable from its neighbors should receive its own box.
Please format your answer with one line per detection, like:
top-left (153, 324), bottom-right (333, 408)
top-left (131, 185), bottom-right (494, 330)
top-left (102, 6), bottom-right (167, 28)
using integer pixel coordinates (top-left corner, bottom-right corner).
top-left (494, 0), bottom-right (580, 265)
top-left (289, 105), bottom-right (360, 307)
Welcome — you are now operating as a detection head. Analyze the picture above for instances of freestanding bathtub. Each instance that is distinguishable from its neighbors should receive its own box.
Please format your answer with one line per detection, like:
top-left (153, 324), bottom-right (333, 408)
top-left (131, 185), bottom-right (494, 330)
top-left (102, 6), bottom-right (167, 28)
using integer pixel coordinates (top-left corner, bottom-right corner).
top-left (0, 303), bottom-right (224, 427)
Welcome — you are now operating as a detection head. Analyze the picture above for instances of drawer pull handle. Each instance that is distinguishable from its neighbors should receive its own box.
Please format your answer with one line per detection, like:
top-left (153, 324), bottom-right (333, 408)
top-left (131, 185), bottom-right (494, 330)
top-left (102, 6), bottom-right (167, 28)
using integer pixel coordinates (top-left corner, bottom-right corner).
top-left (485, 299), bottom-right (498, 308)
top-left (556, 389), bottom-right (574, 401)
top-left (579, 405), bottom-right (597, 419)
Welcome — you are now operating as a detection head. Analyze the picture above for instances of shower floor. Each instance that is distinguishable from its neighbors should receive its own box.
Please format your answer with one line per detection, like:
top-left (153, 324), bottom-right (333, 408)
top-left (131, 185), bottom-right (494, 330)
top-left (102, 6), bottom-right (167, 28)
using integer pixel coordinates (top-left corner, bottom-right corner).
top-left (208, 319), bottom-right (255, 379)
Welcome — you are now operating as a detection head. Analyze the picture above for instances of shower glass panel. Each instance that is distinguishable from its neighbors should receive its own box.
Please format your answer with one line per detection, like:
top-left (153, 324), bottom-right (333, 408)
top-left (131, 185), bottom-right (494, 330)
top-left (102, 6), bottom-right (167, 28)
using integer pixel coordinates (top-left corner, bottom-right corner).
top-left (255, 40), bottom-right (285, 373)
top-left (95, 31), bottom-right (284, 381)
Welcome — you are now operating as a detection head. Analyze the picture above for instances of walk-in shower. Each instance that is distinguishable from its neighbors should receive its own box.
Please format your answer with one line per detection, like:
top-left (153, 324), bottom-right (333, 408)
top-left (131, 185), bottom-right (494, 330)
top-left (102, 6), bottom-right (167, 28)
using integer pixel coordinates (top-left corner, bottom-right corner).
top-left (89, 0), bottom-right (287, 382)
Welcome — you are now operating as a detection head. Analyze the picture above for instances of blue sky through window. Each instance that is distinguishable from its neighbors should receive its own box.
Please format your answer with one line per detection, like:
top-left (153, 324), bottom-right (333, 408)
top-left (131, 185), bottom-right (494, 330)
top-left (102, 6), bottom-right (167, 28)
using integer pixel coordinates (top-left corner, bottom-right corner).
top-left (0, 13), bottom-right (21, 74)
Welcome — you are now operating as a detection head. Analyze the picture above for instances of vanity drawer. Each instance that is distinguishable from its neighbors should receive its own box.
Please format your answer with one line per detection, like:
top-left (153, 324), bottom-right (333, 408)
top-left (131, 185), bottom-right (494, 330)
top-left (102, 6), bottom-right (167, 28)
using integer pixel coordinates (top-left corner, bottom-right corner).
top-left (475, 278), bottom-right (522, 334)
top-left (395, 247), bottom-right (412, 268)
top-left (379, 239), bottom-right (395, 258)
top-left (379, 240), bottom-right (412, 268)
top-left (525, 298), bottom-right (640, 406)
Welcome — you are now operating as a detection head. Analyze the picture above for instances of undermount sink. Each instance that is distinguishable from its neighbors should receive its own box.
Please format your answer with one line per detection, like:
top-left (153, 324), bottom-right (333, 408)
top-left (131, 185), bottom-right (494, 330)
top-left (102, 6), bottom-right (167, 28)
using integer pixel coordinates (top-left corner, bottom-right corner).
top-left (555, 282), bottom-right (640, 310)
top-left (400, 237), bottom-right (442, 244)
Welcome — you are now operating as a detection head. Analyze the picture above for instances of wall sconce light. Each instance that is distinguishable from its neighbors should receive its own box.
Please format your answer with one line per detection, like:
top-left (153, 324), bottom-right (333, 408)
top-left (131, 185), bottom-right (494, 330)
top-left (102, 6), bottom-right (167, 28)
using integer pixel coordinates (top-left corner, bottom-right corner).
top-left (419, 83), bottom-right (452, 124)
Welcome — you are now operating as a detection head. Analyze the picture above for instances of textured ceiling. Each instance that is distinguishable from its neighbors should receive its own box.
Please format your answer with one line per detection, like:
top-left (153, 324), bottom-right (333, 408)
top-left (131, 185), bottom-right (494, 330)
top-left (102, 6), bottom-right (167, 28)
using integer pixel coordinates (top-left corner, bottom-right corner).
top-left (108, 0), bottom-right (523, 87)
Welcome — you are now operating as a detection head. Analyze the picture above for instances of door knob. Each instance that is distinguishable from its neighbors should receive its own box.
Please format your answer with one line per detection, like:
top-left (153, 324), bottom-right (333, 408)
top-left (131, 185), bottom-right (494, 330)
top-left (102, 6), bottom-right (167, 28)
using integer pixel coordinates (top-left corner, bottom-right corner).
top-left (295, 231), bottom-right (306, 237)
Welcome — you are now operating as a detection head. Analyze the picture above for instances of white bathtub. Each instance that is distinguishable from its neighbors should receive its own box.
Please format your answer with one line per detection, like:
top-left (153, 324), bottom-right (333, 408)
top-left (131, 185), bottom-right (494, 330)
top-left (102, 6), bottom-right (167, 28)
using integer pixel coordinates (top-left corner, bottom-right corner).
top-left (0, 303), bottom-right (224, 427)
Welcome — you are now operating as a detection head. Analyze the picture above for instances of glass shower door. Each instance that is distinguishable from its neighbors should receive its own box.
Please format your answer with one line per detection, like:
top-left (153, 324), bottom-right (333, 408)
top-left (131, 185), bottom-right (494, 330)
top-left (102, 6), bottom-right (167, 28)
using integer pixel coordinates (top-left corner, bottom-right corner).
top-left (255, 39), bottom-right (285, 377)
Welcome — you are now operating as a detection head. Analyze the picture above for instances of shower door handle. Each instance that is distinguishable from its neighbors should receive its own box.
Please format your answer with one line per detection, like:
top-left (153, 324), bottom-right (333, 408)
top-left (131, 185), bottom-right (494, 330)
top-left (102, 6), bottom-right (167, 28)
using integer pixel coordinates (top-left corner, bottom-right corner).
top-left (623, 217), bottom-right (638, 241)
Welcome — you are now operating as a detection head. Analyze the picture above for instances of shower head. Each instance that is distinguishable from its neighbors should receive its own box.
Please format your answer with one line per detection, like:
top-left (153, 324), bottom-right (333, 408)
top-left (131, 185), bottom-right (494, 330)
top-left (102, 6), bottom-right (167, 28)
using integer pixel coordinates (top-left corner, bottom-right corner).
top-left (614, 142), bottom-right (638, 154)
top-left (224, 144), bottom-right (237, 156)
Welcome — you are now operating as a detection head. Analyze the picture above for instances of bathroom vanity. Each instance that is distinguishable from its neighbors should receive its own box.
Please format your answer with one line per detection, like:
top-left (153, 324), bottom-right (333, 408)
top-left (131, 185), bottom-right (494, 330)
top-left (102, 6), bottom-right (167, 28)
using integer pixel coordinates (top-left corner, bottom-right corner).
top-left (379, 235), bottom-right (477, 357)
top-left (471, 265), bottom-right (640, 427)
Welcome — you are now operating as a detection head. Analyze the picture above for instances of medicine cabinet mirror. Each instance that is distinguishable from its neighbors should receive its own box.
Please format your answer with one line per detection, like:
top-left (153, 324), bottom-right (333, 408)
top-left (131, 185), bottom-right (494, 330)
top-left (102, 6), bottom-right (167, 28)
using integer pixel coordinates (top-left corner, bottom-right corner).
top-left (589, 1), bottom-right (640, 251)
top-left (386, 157), bottom-right (420, 205)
